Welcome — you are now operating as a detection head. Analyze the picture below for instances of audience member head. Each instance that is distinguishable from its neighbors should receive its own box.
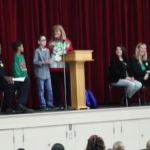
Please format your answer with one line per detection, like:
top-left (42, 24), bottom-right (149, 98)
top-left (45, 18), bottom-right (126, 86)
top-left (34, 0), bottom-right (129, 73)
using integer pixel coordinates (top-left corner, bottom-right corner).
top-left (135, 42), bottom-right (147, 61)
top-left (17, 149), bottom-right (25, 150)
top-left (86, 135), bottom-right (106, 150)
top-left (11, 41), bottom-right (23, 53)
top-left (51, 143), bottom-right (65, 150)
top-left (115, 45), bottom-right (126, 60)
top-left (113, 141), bottom-right (125, 150)
top-left (37, 34), bottom-right (47, 47)
top-left (52, 24), bottom-right (66, 41)
top-left (146, 140), bottom-right (150, 150)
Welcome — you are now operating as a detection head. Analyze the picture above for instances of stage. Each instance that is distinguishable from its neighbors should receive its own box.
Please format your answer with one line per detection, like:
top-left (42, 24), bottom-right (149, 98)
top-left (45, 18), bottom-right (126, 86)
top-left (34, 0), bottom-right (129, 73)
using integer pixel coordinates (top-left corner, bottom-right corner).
top-left (0, 105), bottom-right (150, 150)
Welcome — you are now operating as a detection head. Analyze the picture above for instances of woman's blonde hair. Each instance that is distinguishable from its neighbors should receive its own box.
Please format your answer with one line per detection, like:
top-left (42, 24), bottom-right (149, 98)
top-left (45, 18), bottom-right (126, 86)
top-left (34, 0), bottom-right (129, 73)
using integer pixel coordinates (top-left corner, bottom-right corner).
top-left (135, 42), bottom-right (147, 61)
top-left (52, 24), bottom-right (66, 40)
top-left (113, 141), bottom-right (125, 150)
top-left (146, 140), bottom-right (150, 150)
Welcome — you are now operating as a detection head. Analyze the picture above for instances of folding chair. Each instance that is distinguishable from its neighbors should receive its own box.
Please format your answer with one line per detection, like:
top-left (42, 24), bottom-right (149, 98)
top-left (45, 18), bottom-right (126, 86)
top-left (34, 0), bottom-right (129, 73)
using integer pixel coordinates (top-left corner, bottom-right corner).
top-left (142, 85), bottom-right (147, 105)
top-left (106, 67), bottom-right (141, 106)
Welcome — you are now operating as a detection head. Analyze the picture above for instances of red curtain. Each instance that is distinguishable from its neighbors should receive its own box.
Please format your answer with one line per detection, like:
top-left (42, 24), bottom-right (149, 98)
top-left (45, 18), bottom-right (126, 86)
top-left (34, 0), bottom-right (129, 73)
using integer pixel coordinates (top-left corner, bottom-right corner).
top-left (0, 0), bottom-right (150, 108)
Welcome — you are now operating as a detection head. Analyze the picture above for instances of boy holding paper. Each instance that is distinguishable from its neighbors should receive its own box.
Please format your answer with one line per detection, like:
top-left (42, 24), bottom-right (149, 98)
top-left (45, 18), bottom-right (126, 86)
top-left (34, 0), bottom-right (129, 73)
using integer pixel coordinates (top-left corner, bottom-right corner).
top-left (0, 43), bottom-right (33, 114)
top-left (11, 41), bottom-right (33, 113)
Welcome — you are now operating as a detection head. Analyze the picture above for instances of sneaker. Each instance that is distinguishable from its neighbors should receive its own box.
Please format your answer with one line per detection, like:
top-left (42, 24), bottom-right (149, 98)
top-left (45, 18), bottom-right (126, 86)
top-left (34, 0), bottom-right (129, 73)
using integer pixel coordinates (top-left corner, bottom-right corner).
top-left (16, 104), bottom-right (34, 113)
top-left (59, 106), bottom-right (64, 110)
top-left (2, 108), bottom-right (16, 114)
top-left (24, 107), bottom-right (34, 113)
top-left (40, 106), bottom-right (49, 111)
top-left (55, 106), bottom-right (64, 110)
top-left (47, 105), bottom-right (56, 109)
top-left (67, 105), bottom-right (71, 109)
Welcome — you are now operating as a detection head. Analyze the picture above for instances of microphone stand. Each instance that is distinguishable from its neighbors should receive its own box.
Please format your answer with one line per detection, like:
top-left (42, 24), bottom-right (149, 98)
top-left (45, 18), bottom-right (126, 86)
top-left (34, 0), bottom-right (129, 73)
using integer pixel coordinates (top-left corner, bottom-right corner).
top-left (62, 40), bottom-right (67, 110)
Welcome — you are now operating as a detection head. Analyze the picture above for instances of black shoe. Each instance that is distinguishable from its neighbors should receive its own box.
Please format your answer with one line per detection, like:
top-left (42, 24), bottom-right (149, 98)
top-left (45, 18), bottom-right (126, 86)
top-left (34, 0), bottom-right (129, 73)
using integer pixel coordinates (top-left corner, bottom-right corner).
top-left (16, 104), bottom-right (34, 113)
top-left (2, 108), bottom-right (16, 114)
top-left (120, 94), bottom-right (126, 106)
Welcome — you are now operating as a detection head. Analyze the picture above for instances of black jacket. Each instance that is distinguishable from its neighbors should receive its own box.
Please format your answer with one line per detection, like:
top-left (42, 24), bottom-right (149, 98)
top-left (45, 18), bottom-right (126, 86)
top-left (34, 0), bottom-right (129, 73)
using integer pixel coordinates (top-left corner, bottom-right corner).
top-left (109, 55), bottom-right (133, 83)
top-left (129, 56), bottom-right (150, 82)
top-left (0, 56), bottom-right (6, 80)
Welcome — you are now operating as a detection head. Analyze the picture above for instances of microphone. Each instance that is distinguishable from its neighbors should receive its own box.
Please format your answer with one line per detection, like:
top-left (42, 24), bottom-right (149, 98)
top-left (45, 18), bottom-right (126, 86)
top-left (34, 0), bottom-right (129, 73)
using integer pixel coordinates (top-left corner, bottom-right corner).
top-left (62, 39), bottom-right (67, 110)
top-left (53, 36), bottom-right (56, 42)
top-left (51, 37), bottom-right (56, 51)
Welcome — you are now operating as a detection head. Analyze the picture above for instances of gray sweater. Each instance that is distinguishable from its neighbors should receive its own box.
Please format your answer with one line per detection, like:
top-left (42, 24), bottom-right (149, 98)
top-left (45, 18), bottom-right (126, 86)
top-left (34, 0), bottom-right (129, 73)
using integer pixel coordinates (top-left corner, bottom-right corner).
top-left (33, 47), bottom-right (51, 80)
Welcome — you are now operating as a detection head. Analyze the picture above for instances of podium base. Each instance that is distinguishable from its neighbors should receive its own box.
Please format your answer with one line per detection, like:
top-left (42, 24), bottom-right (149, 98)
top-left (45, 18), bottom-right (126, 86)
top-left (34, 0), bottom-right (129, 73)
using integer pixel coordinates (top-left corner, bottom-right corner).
top-left (71, 106), bottom-right (89, 110)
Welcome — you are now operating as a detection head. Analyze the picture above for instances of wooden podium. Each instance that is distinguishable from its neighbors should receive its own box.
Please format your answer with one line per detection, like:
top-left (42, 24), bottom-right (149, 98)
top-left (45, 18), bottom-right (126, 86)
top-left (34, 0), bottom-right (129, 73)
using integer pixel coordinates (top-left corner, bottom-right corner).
top-left (63, 50), bottom-right (93, 110)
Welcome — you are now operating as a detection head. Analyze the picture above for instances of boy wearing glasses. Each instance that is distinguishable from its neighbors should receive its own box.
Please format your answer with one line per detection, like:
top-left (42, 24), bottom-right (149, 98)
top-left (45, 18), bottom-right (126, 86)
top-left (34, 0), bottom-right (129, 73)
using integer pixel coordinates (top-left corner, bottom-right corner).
top-left (33, 34), bottom-right (55, 110)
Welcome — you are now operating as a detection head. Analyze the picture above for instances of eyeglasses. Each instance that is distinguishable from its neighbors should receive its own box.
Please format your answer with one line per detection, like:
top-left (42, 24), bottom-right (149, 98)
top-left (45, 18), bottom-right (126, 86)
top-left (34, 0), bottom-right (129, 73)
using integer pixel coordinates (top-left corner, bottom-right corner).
top-left (40, 39), bottom-right (47, 41)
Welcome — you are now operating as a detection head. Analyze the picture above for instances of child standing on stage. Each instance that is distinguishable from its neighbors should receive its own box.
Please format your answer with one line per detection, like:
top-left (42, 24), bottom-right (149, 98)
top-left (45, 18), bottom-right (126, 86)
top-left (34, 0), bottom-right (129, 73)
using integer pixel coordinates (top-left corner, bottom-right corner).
top-left (48, 24), bottom-right (73, 110)
top-left (11, 41), bottom-right (33, 113)
top-left (33, 34), bottom-right (55, 111)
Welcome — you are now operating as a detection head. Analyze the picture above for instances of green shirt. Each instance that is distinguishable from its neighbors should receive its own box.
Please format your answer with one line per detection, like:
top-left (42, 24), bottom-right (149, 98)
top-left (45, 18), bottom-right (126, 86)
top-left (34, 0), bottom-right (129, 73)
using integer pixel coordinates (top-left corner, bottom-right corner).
top-left (140, 64), bottom-right (146, 71)
top-left (12, 53), bottom-right (28, 78)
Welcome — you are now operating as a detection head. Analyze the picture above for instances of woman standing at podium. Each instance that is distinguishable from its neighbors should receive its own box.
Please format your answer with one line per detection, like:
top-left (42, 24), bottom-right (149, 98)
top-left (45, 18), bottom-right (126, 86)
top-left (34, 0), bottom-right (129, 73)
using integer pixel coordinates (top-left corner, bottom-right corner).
top-left (48, 24), bottom-right (73, 110)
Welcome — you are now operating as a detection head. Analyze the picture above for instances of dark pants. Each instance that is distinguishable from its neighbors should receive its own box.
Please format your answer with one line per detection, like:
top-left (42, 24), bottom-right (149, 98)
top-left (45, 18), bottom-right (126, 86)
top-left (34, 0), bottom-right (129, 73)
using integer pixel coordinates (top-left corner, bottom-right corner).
top-left (51, 72), bottom-right (71, 107)
top-left (0, 80), bottom-right (14, 108)
top-left (1, 78), bottom-right (30, 108)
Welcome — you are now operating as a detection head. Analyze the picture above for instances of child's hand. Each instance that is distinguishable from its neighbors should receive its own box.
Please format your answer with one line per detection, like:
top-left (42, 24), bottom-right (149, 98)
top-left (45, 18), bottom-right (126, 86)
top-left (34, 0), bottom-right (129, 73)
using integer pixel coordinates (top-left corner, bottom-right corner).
top-left (42, 60), bottom-right (46, 64)
top-left (42, 60), bottom-right (51, 64)
top-left (45, 60), bottom-right (51, 64)
top-left (4, 76), bottom-right (14, 84)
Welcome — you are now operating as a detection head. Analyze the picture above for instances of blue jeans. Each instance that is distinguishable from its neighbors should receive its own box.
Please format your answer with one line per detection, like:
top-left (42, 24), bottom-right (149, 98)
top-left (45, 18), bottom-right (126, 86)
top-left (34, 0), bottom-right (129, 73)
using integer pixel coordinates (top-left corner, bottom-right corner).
top-left (37, 78), bottom-right (53, 107)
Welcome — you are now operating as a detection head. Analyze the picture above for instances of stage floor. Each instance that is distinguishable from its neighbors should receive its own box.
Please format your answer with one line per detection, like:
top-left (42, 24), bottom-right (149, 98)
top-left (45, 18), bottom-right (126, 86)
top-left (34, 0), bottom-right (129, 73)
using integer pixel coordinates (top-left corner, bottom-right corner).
top-left (0, 101), bottom-right (149, 116)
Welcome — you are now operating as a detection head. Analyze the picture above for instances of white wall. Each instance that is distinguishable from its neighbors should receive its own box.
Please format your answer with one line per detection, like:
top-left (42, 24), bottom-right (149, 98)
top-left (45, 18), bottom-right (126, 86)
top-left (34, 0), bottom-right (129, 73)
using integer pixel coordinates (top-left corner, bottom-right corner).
top-left (0, 106), bottom-right (150, 150)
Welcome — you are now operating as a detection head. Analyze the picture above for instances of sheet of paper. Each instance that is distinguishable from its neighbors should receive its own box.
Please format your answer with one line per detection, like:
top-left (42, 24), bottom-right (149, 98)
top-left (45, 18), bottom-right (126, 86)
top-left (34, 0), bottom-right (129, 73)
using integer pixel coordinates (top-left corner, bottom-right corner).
top-left (13, 77), bottom-right (25, 82)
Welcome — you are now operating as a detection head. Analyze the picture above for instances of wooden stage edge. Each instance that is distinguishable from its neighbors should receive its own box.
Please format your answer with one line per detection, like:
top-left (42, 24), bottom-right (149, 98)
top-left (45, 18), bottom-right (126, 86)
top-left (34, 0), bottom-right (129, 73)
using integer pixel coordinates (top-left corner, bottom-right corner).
top-left (0, 106), bottom-right (150, 130)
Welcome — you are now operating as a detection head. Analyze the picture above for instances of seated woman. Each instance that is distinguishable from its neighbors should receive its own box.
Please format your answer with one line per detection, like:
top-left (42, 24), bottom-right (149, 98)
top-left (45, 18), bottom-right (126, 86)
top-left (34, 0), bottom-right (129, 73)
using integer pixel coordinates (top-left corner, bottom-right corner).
top-left (109, 45), bottom-right (142, 105)
top-left (85, 135), bottom-right (105, 150)
top-left (130, 42), bottom-right (150, 86)
top-left (113, 141), bottom-right (125, 150)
